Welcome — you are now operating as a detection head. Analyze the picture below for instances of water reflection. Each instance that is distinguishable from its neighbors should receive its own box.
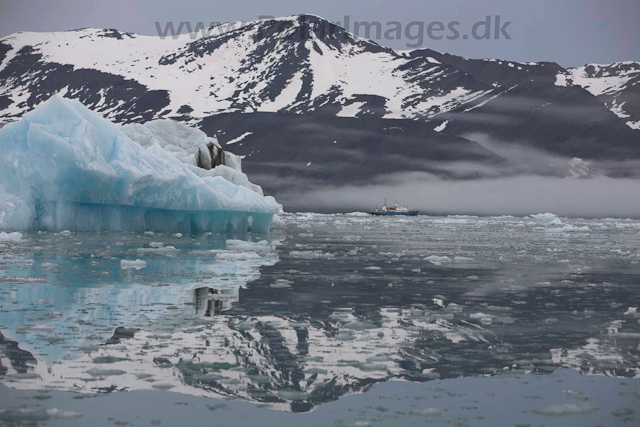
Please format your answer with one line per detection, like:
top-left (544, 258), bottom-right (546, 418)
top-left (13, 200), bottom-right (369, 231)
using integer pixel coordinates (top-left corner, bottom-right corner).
top-left (195, 286), bottom-right (239, 316)
top-left (0, 214), bottom-right (639, 412)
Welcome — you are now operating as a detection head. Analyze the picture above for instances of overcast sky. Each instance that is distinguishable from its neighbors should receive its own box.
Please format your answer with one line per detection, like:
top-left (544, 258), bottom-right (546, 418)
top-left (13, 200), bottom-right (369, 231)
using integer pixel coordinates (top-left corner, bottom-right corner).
top-left (1, 0), bottom-right (638, 67)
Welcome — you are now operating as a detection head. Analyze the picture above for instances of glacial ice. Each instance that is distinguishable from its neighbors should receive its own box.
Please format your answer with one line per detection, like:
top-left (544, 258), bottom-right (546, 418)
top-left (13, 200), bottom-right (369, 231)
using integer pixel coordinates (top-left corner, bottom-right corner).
top-left (0, 96), bottom-right (280, 232)
top-left (121, 259), bottom-right (147, 270)
top-left (121, 120), bottom-right (264, 196)
top-left (0, 231), bottom-right (22, 241)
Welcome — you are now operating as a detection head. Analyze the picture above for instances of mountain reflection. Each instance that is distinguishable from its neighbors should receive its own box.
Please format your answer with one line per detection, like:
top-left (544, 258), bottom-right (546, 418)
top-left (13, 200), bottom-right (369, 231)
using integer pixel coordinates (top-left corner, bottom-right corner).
top-left (1, 214), bottom-right (639, 412)
top-left (195, 286), bottom-right (239, 316)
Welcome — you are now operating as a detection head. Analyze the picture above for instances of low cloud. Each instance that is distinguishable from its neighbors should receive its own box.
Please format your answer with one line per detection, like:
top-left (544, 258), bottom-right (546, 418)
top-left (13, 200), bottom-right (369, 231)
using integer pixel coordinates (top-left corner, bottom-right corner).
top-left (277, 173), bottom-right (640, 218)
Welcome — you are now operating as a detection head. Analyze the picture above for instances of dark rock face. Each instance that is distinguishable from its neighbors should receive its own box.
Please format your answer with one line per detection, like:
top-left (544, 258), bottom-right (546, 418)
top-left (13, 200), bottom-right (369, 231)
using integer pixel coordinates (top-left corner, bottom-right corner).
top-left (196, 142), bottom-right (226, 170)
top-left (104, 327), bottom-right (139, 345)
top-left (410, 50), bottom-right (640, 160)
top-left (0, 41), bottom-right (11, 67)
top-left (0, 331), bottom-right (36, 376)
top-left (0, 45), bottom-right (170, 123)
top-left (576, 62), bottom-right (640, 132)
top-left (412, 48), bottom-right (563, 86)
top-left (435, 77), bottom-right (640, 159)
top-left (200, 112), bottom-right (504, 195)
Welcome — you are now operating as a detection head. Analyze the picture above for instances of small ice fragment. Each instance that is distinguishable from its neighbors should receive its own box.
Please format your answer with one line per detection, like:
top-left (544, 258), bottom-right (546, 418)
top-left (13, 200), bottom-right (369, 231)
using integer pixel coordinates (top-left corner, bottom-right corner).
top-left (532, 403), bottom-right (599, 416)
top-left (149, 242), bottom-right (164, 248)
top-left (470, 312), bottom-right (493, 324)
top-left (0, 231), bottom-right (22, 241)
top-left (173, 233), bottom-right (183, 237)
top-left (270, 279), bottom-right (293, 288)
top-left (365, 266), bottom-right (382, 271)
top-left (41, 262), bottom-right (59, 268)
top-left (531, 213), bottom-right (558, 219)
top-left (425, 255), bottom-right (450, 265)
top-left (215, 252), bottom-right (261, 261)
top-left (59, 230), bottom-right (72, 236)
top-left (289, 250), bottom-right (335, 259)
top-left (121, 259), bottom-right (147, 270)
top-left (137, 246), bottom-right (178, 256)
top-left (624, 307), bottom-right (637, 315)
top-left (420, 408), bottom-right (443, 416)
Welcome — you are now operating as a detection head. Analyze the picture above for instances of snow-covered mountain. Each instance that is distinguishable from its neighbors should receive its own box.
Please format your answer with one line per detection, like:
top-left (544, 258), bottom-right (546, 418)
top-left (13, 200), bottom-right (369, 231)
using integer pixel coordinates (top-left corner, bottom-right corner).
top-left (0, 14), bottom-right (638, 183)
top-left (556, 61), bottom-right (640, 130)
top-left (0, 15), bottom-right (489, 123)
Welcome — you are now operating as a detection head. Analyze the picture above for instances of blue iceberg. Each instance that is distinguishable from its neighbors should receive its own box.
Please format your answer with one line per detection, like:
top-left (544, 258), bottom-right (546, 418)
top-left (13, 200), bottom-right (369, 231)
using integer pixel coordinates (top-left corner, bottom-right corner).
top-left (0, 96), bottom-right (281, 232)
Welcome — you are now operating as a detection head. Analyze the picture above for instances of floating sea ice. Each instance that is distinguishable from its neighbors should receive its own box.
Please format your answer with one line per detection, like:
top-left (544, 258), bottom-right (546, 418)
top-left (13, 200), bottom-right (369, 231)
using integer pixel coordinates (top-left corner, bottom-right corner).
top-left (433, 218), bottom-right (467, 224)
top-left (215, 252), bottom-right (261, 261)
top-left (532, 403), bottom-right (599, 416)
top-left (545, 225), bottom-right (590, 233)
top-left (226, 239), bottom-right (272, 255)
top-left (120, 259), bottom-right (147, 270)
top-left (445, 303), bottom-right (463, 312)
top-left (425, 255), bottom-right (451, 265)
top-left (137, 246), bottom-right (178, 256)
top-left (531, 213), bottom-right (558, 219)
top-left (41, 262), bottom-right (59, 268)
top-left (470, 312), bottom-right (493, 324)
top-left (0, 231), bottom-right (22, 241)
top-left (270, 279), bottom-right (293, 288)
top-left (420, 408), bottom-right (443, 416)
top-left (269, 214), bottom-right (286, 230)
top-left (289, 250), bottom-right (336, 259)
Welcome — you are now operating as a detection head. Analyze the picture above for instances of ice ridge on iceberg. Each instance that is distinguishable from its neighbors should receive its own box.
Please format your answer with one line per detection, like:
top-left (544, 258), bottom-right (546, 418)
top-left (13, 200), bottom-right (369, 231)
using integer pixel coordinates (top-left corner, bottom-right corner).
top-left (0, 95), bottom-right (281, 232)
top-left (121, 119), bottom-right (264, 195)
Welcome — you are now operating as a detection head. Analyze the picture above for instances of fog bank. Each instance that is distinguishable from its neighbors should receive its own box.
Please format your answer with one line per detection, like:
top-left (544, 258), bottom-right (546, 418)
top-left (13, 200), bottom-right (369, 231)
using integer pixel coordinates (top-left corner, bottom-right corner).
top-left (277, 174), bottom-right (640, 218)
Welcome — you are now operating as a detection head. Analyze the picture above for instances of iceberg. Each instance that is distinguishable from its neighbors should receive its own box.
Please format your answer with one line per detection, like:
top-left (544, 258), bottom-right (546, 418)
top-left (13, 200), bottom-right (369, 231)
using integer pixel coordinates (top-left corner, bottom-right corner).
top-left (0, 96), bottom-right (281, 232)
top-left (121, 120), bottom-right (264, 195)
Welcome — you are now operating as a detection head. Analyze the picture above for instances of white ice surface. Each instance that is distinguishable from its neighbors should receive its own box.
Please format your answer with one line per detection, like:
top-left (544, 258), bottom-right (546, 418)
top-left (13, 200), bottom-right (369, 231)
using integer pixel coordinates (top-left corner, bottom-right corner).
top-left (0, 95), bottom-right (280, 232)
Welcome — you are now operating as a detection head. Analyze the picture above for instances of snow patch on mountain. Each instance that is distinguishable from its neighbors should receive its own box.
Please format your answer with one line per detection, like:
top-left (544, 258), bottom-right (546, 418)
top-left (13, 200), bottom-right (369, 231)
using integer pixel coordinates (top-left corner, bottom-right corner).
top-left (558, 61), bottom-right (640, 130)
top-left (0, 15), bottom-right (494, 123)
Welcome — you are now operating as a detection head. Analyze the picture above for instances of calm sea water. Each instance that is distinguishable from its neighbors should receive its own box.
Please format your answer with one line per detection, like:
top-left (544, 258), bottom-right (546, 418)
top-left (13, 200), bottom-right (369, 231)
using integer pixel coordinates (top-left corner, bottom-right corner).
top-left (1, 213), bottom-right (639, 425)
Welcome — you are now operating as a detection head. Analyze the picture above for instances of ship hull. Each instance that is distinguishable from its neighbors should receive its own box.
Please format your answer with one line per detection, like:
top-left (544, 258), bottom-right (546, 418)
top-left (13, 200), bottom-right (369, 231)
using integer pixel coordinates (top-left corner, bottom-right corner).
top-left (369, 211), bottom-right (419, 216)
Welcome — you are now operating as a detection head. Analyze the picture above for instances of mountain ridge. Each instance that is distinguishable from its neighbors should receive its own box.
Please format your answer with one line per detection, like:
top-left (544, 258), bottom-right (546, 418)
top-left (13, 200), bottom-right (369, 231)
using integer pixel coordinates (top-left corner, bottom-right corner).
top-left (0, 14), bottom-right (638, 171)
